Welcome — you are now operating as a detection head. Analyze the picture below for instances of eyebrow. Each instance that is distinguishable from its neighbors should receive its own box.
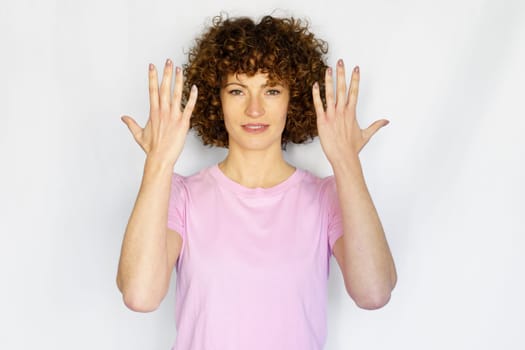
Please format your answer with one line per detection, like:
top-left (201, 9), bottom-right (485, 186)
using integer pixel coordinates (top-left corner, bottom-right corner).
top-left (223, 82), bottom-right (283, 88)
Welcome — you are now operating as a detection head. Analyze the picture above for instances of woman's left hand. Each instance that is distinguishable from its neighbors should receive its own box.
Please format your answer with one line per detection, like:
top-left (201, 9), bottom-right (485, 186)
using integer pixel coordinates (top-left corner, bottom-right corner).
top-left (312, 59), bottom-right (389, 165)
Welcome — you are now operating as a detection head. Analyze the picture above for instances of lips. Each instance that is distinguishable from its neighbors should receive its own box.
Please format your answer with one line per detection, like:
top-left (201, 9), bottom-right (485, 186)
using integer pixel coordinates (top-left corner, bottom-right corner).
top-left (241, 123), bottom-right (269, 133)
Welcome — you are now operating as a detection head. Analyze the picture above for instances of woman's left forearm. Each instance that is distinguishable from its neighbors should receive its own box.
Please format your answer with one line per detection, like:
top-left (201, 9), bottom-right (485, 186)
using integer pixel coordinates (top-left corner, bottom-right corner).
top-left (331, 155), bottom-right (397, 308)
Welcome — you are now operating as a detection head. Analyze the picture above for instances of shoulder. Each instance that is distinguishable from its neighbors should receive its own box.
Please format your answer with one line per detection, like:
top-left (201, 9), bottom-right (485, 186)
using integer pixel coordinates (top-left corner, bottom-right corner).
top-left (171, 165), bottom-right (219, 200)
top-left (297, 168), bottom-right (335, 192)
top-left (291, 168), bottom-right (337, 206)
top-left (172, 165), bottom-right (215, 186)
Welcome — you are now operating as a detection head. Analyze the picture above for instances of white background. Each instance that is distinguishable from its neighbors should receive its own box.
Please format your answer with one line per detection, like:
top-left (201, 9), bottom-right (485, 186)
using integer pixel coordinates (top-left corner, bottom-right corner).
top-left (1, 0), bottom-right (524, 349)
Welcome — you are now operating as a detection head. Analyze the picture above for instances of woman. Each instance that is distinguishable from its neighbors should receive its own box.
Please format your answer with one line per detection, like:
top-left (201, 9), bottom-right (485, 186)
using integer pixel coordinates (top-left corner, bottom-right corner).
top-left (117, 15), bottom-right (397, 350)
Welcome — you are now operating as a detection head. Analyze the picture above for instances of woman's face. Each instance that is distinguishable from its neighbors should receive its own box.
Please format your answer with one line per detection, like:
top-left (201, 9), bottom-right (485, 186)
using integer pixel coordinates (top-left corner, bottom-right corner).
top-left (220, 72), bottom-right (289, 152)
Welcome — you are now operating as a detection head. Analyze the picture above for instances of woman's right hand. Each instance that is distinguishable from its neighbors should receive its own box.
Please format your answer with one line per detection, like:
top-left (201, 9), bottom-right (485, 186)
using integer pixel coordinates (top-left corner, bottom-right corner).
top-left (121, 59), bottom-right (198, 166)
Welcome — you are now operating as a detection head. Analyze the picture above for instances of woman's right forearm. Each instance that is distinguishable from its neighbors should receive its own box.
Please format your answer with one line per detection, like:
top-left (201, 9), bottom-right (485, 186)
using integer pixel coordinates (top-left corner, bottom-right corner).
top-left (116, 156), bottom-right (175, 312)
top-left (117, 59), bottom-right (197, 311)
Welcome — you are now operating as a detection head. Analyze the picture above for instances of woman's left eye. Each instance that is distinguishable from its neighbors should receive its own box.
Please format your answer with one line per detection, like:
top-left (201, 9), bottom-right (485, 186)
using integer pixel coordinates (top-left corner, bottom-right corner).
top-left (266, 89), bottom-right (281, 96)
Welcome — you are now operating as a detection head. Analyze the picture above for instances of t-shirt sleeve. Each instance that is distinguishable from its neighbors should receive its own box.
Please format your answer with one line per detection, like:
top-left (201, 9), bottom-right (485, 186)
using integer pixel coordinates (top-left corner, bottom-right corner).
top-left (324, 176), bottom-right (344, 256)
top-left (167, 173), bottom-right (187, 238)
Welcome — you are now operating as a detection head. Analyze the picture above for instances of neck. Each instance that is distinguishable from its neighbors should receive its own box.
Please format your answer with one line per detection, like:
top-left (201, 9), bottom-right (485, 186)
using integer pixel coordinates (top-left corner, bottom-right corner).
top-left (218, 145), bottom-right (295, 189)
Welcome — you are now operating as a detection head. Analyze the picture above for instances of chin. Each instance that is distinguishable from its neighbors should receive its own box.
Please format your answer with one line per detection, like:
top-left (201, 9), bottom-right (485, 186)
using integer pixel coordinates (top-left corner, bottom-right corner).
top-left (231, 137), bottom-right (282, 152)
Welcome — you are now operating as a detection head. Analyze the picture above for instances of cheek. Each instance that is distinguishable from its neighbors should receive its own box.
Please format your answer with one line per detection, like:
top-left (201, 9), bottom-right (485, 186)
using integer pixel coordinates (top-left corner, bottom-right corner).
top-left (220, 104), bottom-right (239, 135)
top-left (280, 103), bottom-right (289, 122)
top-left (222, 113), bottom-right (234, 134)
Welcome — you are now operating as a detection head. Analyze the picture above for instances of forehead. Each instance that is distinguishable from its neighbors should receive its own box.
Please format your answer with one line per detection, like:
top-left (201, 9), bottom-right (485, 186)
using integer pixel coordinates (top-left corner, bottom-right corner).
top-left (223, 71), bottom-right (285, 86)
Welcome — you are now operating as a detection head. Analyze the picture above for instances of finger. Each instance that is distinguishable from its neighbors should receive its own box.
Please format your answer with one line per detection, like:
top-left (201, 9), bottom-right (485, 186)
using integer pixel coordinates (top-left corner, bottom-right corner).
top-left (121, 115), bottom-right (143, 141)
top-left (181, 85), bottom-right (198, 122)
top-left (325, 67), bottom-right (335, 113)
top-left (347, 66), bottom-right (360, 108)
top-left (311, 82), bottom-right (325, 121)
top-left (159, 58), bottom-right (173, 112)
top-left (363, 119), bottom-right (389, 141)
top-left (172, 66), bottom-right (183, 117)
top-left (148, 64), bottom-right (159, 120)
top-left (336, 59), bottom-right (347, 108)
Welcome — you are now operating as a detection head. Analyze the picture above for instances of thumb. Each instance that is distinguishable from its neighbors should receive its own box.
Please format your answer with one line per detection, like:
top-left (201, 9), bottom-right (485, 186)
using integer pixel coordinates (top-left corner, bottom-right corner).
top-left (363, 119), bottom-right (389, 141)
top-left (121, 115), bottom-right (142, 141)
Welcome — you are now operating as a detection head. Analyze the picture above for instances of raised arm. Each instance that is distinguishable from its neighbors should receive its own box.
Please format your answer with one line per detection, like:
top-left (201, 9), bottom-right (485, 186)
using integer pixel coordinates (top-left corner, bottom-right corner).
top-left (116, 59), bottom-right (197, 312)
top-left (312, 59), bottom-right (396, 309)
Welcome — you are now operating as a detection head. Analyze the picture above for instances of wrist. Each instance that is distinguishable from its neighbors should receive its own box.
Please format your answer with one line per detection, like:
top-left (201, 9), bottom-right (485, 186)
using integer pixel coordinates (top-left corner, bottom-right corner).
top-left (329, 153), bottom-right (361, 173)
top-left (144, 155), bottom-right (175, 176)
top-left (330, 154), bottom-right (367, 184)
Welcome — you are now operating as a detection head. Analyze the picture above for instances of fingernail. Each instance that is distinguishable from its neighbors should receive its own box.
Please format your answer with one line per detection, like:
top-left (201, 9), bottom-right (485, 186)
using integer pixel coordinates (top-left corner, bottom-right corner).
top-left (166, 58), bottom-right (172, 66)
top-left (354, 66), bottom-right (360, 73)
top-left (149, 63), bottom-right (154, 71)
top-left (313, 81), bottom-right (319, 89)
top-left (176, 66), bottom-right (181, 73)
top-left (327, 67), bottom-right (332, 75)
top-left (338, 59), bottom-right (344, 66)
top-left (191, 84), bottom-right (197, 92)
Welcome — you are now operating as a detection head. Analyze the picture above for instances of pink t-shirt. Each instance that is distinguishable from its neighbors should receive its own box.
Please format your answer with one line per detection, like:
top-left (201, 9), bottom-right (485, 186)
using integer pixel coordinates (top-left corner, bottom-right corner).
top-left (167, 164), bottom-right (343, 350)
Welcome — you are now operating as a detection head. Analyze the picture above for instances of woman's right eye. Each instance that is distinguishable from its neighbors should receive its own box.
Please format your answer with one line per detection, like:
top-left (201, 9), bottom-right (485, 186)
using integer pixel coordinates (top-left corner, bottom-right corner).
top-left (229, 89), bottom-right (243, 96)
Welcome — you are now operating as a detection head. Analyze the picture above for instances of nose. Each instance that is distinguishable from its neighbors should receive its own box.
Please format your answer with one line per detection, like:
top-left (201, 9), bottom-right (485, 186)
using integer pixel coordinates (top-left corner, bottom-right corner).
top-left (245, 95), bottom-right (265, 118)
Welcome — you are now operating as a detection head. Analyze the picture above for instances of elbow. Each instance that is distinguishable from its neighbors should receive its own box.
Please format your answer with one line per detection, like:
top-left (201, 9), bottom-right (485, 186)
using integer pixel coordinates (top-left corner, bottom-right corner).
top-left (344, 265), bottom-right (397, 310)
top-left (352, 290), bottom-right (392, 310)
top-left (347, 279), bottom-right (395, 310)
top-left (390, 270), bottom-right (398, 290)
top-left (121, 290), bottom-right (161, 313)
top-left (116, 276), bottom-right (162, 313)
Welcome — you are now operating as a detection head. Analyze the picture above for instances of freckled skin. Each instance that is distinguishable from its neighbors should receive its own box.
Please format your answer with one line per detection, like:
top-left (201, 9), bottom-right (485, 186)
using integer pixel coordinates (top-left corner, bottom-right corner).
top-left (220, 72), bottom-right (290, 152)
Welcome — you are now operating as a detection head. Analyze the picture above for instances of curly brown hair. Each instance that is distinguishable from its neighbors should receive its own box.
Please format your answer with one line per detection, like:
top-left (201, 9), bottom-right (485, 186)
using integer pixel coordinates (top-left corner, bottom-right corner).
top-left (183, 14), bottom-right (328, 149)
